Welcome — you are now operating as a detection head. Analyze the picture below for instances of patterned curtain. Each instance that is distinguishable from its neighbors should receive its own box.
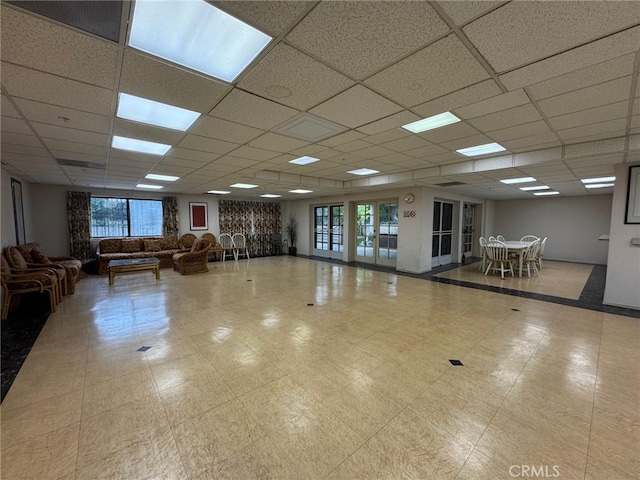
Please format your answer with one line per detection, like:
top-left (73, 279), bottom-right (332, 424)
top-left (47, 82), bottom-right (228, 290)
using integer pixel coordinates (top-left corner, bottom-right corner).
top-left (219, 200), bottom-right (281, 257)
top-left (67, 191), bottom-right (93, 260)
top-left (162, 196), bottom-right (179, 238)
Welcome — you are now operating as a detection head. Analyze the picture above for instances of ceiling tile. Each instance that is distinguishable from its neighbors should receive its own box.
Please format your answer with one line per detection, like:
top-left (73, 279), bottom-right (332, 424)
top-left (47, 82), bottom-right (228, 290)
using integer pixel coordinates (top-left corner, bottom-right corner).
top-left (361, 129), bottom-right (411, 145)
top-left (381, 136), bottom-right (432, 153)
top-left (501, 132), bottom-right (560, 151)
top-left (1, 116), bottom-right (31, 135)
top-left (1, 6), bottom-right (117, 89)
top-left (365, 35), bottom-right (490, 107)
top-left (1, 62), bottom-right (113, 115)
top-left (557, 119), bottom-right (628, 141)
top-left (412, 80), bottom-right (502, 119)
top-left (549, 102), bottom-right (629, 131)
top-left (464, 1), bottom-right (640, 72)
top-left (210, 89), bottom-right (299, 130)
top-left (1, 95), bottom-right (21, 118)
top-left (113, 119), bottom-right (185, 146)
top-left (404, 144), bottom-right (449, 159)
top-left (467, 104), bottom-right (542, 132)
top-left (286, 1), bottom-right (449, 80)
top-left (357, 111), bottom-right (420, 136)
top-left (190, 116), bottom-right (263, 144)
top-left (351, 145), bottom-right (396, 159)
top-left (310, 85), bottom-right (403, 128)
top-left (119, 51), bottom-right (229, 113)
top-left (509, 142), bottom-right (562, 154)
top-left (537, 76), bottom-right (632, 118)
top-left (213, 155), bottom-right (261, 168)
top-left (160, 157), bottom-right (208, 169)
top-left (440, 134), bottom-right (494, 151)
top-left (513, 148), bottom-right (562, 166)
top-left (14, 98), bottom-right (110, 134)
top-left (215, 1), bottom-right (310, 36)
top-left (239, 44), bottom-right (353, 110)
top-left (499, 26), bottom-right (640, 90)
top-left (315, 131), bottom-right (366, 148)
top-left (334, 140), bottom-right (371, 153)
top-left (563, 132), bottom-right (627, 146)
top-left (488, 121), bottom-right (552, 142)
top-left (438, 1), bottom-right (505, 26)
top-left (161, 148), bottom-right (217, 163)
top-left (230, 145), bottom-right (279, 161)
top-left (474, 155), bottom-right (513, 172)
top-left (248, 132), bottom-right (309, 153)
top-left (418, 121), bottom-right (481, 143)
top-left (52, 150), bottom-right (107, 165)
top-left (455, 89), bottom-right (531, 120)
top-left (32, 122), bottom-right (109, 146)
top-left (178, 135), bottom-right (239, 155)
top-left (1, 143), bottom-right (48, 157)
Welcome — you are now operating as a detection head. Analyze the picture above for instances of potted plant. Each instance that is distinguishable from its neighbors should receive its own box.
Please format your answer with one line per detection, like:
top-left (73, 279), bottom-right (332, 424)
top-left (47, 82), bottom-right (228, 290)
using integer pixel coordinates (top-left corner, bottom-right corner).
top-left (285, 213), bottom-right (298, 256)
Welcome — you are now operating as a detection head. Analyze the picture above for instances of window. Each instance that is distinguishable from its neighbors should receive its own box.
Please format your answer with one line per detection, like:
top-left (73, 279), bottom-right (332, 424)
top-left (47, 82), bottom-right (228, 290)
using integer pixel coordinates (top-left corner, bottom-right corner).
top-left (91, 197), bottom-right (162, 237)
top-left (314, 205), bottom-right (343, 252)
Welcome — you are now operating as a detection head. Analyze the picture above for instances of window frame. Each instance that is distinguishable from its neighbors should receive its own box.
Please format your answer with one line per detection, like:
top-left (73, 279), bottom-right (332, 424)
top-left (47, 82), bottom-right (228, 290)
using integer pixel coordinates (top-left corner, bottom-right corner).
top-left (90, 196), bottom-right (163, 238)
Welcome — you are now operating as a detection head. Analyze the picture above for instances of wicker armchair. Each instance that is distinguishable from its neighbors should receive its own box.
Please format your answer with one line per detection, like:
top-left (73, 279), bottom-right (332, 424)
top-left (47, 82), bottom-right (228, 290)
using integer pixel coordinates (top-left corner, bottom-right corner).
top-left (4, 247), bottom-right (67, 300)
top-left (201, 233), bottom-right (223, 261)
top-left (11, 243), bottom-right (81, 294)
top-left (179, 233), bottom-right (197, 249)
top-left (1, 256), bottom-right (58, 319)
top-left (173, 239), bottom-right (212, 275)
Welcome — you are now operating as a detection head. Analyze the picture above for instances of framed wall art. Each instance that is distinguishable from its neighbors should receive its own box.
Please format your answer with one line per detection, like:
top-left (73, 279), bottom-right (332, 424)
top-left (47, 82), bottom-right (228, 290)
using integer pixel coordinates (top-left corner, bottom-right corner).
top-left (190, 202), bottom-right (208, 230)
top-left (625, 165), bottom-right (640, 224)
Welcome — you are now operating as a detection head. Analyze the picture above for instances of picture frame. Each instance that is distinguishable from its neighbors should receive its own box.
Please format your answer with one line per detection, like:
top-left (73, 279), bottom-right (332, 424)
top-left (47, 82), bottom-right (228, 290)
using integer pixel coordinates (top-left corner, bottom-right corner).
top-left (189, 202), bottom-right (208, 230)
top-left (11, 178), bottom-right (26, 244)
top-left (625, 165), bottom-right (640, 224)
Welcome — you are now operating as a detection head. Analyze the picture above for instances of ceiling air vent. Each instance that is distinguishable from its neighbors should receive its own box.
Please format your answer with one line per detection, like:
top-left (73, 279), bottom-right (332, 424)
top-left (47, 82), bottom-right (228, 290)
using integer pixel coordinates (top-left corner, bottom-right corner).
top-left (57, 159), bottom-right (106, 170)
top-left (434, 181), bottom-right (466, 187)
top-left (273, 113), bottom-right (347, 143)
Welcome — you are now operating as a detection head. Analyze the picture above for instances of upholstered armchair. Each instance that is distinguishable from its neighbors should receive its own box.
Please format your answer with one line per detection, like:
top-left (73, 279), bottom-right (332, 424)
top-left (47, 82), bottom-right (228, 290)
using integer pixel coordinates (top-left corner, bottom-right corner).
top-left (1, 256), bottom-right (59, 319)
top-left (201, 233), bottom-right (223, 261)
top-left (173, 238), bottom-right (212, 275)
top-left (13, 243), bottom-right (81, 294)
top-left (4, 247), bottom-right (67, 299)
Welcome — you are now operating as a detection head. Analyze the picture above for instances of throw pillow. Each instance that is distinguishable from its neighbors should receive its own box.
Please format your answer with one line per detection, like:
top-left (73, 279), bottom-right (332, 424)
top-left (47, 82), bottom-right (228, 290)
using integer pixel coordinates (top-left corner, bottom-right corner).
top-left (31, 249), bottom-right (51, 264)
top-left (143, 239), bottom-right (162, 252)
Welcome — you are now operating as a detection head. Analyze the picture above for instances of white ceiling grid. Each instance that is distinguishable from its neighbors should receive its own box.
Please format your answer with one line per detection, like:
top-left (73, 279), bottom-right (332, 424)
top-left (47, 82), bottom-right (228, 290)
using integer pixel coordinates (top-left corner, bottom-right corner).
top-left (1, 1), bottom-right (639, 199)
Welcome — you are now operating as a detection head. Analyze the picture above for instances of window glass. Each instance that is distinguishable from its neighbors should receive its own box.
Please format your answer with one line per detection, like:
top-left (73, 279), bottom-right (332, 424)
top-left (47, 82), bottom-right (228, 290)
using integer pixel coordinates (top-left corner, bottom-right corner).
top-left (91, 197), bottom-right (162, 237)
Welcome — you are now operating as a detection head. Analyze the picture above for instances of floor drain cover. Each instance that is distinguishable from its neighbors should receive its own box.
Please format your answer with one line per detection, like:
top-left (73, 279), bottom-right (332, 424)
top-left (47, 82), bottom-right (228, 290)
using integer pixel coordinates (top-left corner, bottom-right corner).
top-left (137, 346), bottom-right (151, 352)
top-left (449, 359), bottom-right (463, 366)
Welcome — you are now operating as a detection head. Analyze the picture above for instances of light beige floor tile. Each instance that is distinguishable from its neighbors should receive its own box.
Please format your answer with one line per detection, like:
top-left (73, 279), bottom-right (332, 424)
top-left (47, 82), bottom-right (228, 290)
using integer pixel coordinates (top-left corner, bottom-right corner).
top-left (172, 398), bottom-right (265, 478)
top-left (454, 448), bottom-right (512, 480)
top-left (325, 440), bottom-right (412, 480)
top-left (1, 422), bottom-right (80, 480)
top-left (149, 352), bottom-right (218, 391)
top-left (84, 350), bottom-right (149, 387)
top-left (585, 455), bottom-right (640, 480)
top-left (596, 359), bottom-right (640, 403)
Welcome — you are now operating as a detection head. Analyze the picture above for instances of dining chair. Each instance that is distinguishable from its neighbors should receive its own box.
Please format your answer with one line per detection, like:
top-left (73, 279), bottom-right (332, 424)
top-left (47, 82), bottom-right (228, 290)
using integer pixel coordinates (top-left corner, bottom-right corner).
top-left (218, 233), bottom-right (236, 261)
top-left (488, 236), bottom-right (496, 243)
top-left (520, 235), bottom-right (539, 243)
top-left (536, 237), bottom-right (547, 270)
top-left (232, 233), bottom-right (250, 260)
top-left (522, 240), bottom-right (541, 277)
top-left (484, 241), bottom-right (515, 279)
top-left (478, 236), bottom-right (487, 271)
top-left (496, 235), bottom-right (505, 242)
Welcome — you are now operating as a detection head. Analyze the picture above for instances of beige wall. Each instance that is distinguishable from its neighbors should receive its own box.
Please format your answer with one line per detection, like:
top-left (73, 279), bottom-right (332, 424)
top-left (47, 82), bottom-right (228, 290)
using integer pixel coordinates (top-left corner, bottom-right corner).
top-left (494, 194), bottom-right (612, 265)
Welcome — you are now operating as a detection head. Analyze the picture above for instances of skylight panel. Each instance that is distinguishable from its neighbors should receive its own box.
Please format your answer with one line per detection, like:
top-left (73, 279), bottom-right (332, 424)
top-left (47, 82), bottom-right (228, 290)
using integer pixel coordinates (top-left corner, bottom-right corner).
top-left (230, 183), bottom-right (258, 189)
top-left (581, 177), bottom-right (615, 184)
top-left (289, 189), bottom-right (313, 194)
top-left (348, 168), bottom-right (380, 176)
top-left (519, 186), bottom-right (549, 191)
top-left (500, 177), bottom-right (536, 185)
top-left (145, 173), bottom-right (180, 182)
top-left (136, 184), bottom-right (163, 190)
top-left (289, 156), bottom-right (320, 166)
top-left (118, 93), bottom-right (200, 131)
top-left (128, 0), bottom-right (272, 83)
top-left (402, 112), bottom-right (460, 133)
top-left (112, 136), bottom-right (171, 155)
top-left (457, 143), bottom-right (506, 157)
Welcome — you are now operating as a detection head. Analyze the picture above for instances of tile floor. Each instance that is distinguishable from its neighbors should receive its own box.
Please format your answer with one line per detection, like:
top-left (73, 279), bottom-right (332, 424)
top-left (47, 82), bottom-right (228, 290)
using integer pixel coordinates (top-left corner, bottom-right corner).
top-left (1, 256), bottom-right (638, 480)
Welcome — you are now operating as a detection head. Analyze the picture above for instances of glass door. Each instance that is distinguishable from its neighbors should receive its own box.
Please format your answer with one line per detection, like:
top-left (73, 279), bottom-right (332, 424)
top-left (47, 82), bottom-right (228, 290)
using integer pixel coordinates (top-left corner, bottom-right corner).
top-left (432, 201), bottom-right (453, 267)
top-left (355, 202), bottom-right (398, 266)
top-left (462, 203), bottom-right (475, 258)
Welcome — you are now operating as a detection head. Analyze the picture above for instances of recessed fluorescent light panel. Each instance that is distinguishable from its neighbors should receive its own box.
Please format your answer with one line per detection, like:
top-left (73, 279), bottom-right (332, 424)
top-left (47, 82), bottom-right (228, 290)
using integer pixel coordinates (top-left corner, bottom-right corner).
top-left (117, 93), bottom-right (200, 131)
top-left (520, 186), bottom-right (550, 191)
top-left (136, 184), bottom-right (163, 190)
top-left (500, 177), bottom-right (536, 185)
top-left (585, 183), bottom-right (615, 189)
top-left (289, 189), bottom-right (312, 194)
top-left (581, 177), bottom-right (615, 184)
top-left (289, 156), bottom-right (319, 166)
top-left (112, 136), bottom-right (171, 155)
top-left (145, 173), bottom-right (180, 182)
top-left (347, 168), bottom-right (380, 176)
top-left (128, 0), bottom-right (272, 83)
top-left (457, 142), bottom-right (506, 157)
top-left (207, 190), bottom-right (230, 194)
top-left (230, 183), bottom-right (258, 189)
top-left (260, 194), bottom-right (281, 198)
top-left (402, 112), bottom-right (460, 133)
top-left (534, 191), bottom-right (560, 196)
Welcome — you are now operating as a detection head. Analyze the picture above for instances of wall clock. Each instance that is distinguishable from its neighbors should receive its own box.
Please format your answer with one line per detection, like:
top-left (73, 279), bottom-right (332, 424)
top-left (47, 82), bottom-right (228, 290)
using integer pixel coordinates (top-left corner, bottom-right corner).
top-left (404, 193), bottom-right (415, 204)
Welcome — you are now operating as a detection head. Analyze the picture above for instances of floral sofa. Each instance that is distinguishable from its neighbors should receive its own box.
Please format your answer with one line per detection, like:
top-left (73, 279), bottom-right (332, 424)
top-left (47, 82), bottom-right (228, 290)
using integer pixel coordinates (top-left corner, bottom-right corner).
top-left (96, 237), bottom-right (188, 275)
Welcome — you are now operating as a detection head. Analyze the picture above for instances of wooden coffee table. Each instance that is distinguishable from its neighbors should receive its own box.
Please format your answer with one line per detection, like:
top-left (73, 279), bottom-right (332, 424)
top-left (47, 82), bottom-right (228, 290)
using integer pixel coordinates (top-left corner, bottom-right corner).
top-left (108, 258), bottom-right (160, 285)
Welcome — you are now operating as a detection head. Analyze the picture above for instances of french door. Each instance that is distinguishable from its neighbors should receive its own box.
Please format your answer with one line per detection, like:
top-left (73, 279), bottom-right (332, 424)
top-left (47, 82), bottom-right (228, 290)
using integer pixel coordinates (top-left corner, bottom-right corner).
top-left (432, 201), bottom-right (453, 267)
top-left (355, 201), bottom-right (398, 266)
top-left (462, 203), bottom-right (475, 258)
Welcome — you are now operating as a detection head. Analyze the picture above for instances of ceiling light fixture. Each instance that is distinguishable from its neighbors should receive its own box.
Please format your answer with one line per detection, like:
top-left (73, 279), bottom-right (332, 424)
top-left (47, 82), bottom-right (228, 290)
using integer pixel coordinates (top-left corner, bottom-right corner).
top-left (112, 136), bottom-right (171, 155)
top-left (207, 190), bottom-right (230, 194)
top-left (347, 168), bottom-right (380, 176)
top-left (136, 184), bottom-right (163, 190)
top-left (128, 0), bottom-right (272, 83)
top-left (500, 177), bottom-right (536, 184)
top-left (457, 142), bottom-right (506, 157)
top-left (230, 183), bottom-right (258, 189)
top-left (145, 173), bottom-right (180, 182)
top-left (289, 189), bottom-right (313, 194)
top-left (117, 93), bottom-right (200, 131)
top-left (581, 176), bottom-right (616, 184)
top-left (534, 191), bottom-right (560, 196)
top-left (401, 112), bottom-right (461, 133)
top-left (260, 194), bottom-right (281, 198)
top-left (289, 156), bottom-right (320, 166)
top-left (585, 183), bottom-right (615, 189)
top-left (519, 186), bottom-right (550, 191)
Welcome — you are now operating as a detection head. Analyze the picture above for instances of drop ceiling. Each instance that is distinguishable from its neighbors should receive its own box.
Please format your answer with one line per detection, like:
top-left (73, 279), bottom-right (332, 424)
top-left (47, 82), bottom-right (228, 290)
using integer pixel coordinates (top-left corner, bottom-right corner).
top-left (1, 0), bottom-right (639, 200)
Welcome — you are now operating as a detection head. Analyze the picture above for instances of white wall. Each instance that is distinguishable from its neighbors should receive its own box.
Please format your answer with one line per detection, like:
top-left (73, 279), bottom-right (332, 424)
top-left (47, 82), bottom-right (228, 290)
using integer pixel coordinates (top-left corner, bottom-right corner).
top-left (494, 194), bottom-right (612, 264)
top-left (604, 162), bottom-right (640, 310)
top-left (1, 168), bottom-right (34, 249)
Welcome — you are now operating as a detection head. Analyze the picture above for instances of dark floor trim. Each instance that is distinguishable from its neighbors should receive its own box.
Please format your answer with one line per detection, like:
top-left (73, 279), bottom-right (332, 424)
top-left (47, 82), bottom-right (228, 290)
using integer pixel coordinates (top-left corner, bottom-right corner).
top-left (300, 255), bottom-right (640, 319)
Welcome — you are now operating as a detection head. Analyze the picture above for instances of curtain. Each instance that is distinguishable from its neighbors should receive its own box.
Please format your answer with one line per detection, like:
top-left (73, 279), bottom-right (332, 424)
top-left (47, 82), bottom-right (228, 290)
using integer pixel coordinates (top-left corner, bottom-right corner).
top-left (219, 200), bottom-right (281, 257)
top-left (162, 196), bottom-right (179, 238)
top-left (67, 191), bottom-right (93, 260)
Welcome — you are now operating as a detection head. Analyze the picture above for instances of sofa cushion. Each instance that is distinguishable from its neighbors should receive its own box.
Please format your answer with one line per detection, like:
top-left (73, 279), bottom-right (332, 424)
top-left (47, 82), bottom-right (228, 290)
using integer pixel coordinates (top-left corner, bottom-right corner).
top-left (16, 244), bottom-right (36, 263)
top-left (143, 239), bottom-right (162, 252)
top-left (31, 249), bottom-right (51, 264)
top-left (121, 238), bottom-right (143, 253)
top-left (6, 248), bottom-right (28, 269)
top-left (160, 237), bottom-right (180, 250)
top-left (100, 239), bottom-right (122, 253)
